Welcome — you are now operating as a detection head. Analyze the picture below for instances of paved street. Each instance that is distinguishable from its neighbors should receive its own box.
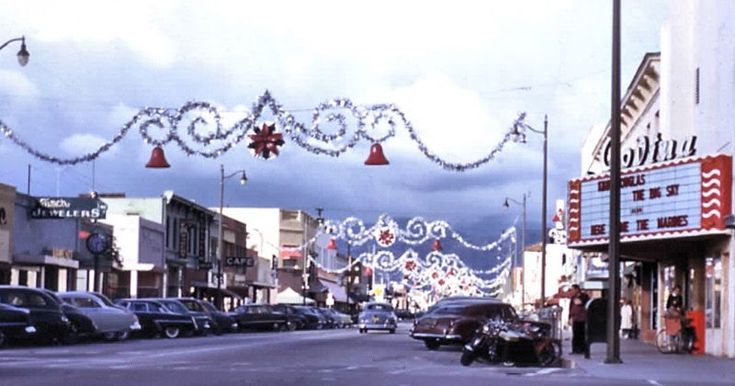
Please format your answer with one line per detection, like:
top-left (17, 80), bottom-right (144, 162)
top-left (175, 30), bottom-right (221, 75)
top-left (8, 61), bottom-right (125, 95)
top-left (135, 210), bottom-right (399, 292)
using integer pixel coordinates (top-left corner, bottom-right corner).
top-left (0, 323), bottom-right (695, 386)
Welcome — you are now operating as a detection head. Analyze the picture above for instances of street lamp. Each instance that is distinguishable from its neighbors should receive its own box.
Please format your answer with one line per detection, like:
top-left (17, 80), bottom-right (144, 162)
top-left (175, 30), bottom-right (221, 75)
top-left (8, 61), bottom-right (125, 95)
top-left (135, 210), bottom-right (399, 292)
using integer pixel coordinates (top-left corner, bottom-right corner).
top-left (511, 115), bottom-right (548, 307)
top-left (0, 36), bottom-right (30, 66)
top-left (503, 194), bottom-right (527, 307)
top-left (217, 164), bottom-right (247, 309)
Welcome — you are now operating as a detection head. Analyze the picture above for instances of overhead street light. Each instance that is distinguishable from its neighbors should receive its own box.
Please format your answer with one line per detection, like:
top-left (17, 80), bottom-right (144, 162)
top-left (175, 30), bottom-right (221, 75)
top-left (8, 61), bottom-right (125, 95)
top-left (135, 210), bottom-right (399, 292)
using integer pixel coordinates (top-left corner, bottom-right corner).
top-left (217, 164), bottom-right (247, 309)
top-left (511, 115), bottom-right (548, 307)
top-left (0, 36), bottom-right (30, 66)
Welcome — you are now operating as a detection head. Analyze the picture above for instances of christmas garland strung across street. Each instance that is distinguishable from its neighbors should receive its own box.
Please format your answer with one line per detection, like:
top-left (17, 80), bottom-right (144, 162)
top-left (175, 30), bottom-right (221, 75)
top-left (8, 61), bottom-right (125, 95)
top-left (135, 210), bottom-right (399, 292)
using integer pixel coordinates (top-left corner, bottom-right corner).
top-left (294, 213), bottom-right (517, 296)
top-left (0, 91), bottom-right (532, 172)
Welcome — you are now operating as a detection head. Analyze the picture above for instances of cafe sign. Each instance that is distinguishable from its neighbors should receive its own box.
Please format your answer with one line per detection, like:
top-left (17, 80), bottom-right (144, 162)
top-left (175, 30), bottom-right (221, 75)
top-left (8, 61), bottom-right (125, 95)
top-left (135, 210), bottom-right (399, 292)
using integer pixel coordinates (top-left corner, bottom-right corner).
top-left (31, 197), bottom-right (108, 220)
top-left (568, 154), bottom-right (732, 246)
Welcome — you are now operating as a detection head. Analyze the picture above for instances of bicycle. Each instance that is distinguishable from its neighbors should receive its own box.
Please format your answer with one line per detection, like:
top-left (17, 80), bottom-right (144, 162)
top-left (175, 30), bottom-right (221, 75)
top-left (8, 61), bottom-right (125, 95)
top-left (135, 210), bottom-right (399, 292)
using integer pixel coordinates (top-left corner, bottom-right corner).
top-left (656, 315), bottom-right (695, 354)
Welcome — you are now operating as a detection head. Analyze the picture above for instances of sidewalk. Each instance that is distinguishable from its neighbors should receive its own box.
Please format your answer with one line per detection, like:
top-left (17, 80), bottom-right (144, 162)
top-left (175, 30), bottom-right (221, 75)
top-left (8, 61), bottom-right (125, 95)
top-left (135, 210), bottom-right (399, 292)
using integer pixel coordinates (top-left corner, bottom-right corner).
top-left (563, 332), bottom-right (735, 384)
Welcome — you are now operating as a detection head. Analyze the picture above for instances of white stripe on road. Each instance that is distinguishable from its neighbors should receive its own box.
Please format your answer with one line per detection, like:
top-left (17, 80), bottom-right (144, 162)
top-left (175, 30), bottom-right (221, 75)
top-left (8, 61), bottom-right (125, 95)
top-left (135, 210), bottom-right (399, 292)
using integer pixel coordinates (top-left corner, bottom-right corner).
top-left (523, 368), bottom-right (562, 377)
top-left (647, 380), bottom-right (664, 386)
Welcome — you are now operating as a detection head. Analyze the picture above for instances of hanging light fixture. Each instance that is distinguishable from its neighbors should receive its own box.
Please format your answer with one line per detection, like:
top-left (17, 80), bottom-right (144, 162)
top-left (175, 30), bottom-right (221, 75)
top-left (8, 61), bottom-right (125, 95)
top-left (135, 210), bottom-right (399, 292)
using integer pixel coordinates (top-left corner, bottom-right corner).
top-left (16, 37), bottom-right (29, 67)
top-left (326, 238), bottom-right (338, 251)
top-left (364, 143), bottom-right (390, 165)
top-left (145, 145), bottom-right (171, 168)
top-left (432, 239), bottom-right (443, 251)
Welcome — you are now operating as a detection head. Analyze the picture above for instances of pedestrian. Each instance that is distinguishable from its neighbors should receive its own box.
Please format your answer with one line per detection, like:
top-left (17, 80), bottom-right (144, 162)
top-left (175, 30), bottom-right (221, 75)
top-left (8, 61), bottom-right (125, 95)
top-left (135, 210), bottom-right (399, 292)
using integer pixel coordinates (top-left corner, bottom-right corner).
top-left (620, 298), bottom-right (634, 339)
top-left (665, 285), bottom-right (684, 317)
top-left (568, 284), bottom-right (589, 354)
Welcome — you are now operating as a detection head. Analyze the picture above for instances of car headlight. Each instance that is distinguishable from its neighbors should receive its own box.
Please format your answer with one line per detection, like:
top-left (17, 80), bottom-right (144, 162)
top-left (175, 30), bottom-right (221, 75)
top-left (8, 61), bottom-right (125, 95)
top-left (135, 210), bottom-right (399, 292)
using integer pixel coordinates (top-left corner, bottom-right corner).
top-left (482, 325), bottom-right (490, 333)
top-left (60, 315), bottom-right (70, 324)
top-left (25, 325), bottom-right (37, 334)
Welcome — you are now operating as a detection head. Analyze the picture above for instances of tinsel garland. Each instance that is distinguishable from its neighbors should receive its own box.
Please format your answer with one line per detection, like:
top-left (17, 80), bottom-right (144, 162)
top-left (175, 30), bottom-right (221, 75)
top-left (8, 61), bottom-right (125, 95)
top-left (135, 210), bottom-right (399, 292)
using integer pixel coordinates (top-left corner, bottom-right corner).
top-left (0, 91), bottom-right (529, 172)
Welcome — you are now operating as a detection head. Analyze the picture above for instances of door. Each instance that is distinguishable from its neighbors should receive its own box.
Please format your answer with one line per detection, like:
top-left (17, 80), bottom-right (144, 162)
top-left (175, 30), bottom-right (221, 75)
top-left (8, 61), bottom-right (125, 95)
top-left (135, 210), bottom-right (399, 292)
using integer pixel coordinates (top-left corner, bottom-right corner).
top-left (704, 256), bottom-right (722, 355)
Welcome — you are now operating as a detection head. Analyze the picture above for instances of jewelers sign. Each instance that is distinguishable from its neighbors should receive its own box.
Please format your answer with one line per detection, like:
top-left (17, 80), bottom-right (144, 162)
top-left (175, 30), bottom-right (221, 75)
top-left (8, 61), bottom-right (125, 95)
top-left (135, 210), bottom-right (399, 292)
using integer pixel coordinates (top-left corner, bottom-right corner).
top-left (567, 154), bottom-right (731, 246)
top-left (31, 197), bottom-right (108, 220)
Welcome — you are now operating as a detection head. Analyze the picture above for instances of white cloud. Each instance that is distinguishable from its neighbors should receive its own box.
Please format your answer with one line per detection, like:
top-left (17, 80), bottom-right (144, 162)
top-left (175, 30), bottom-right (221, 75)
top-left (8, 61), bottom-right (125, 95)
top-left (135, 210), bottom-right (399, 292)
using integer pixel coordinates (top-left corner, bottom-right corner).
top-left (60, 133), bottom-right (118, 159)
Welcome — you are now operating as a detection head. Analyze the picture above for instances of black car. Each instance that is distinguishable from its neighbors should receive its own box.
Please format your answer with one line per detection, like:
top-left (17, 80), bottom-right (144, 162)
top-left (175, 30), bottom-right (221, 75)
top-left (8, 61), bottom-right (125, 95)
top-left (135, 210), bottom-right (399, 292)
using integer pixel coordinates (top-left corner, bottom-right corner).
top-left (0, 303), bottom-right (37, 347)
top-left (292, 306), bottom-right (326, 330)
top-left (313, 307), bottom-right (338, 329)
top-left (178, 298), bottom-right (237, 335)
top-left (116, 299), bottom-right (197, 339)
top-left (0, 286), bottom-right (70, 345)
top-left (230, 304), bottom-right (291, 332)
top-left (152, 298), bottom-right (213, 336)
top-left (271, 304), bottom-right (308, 330)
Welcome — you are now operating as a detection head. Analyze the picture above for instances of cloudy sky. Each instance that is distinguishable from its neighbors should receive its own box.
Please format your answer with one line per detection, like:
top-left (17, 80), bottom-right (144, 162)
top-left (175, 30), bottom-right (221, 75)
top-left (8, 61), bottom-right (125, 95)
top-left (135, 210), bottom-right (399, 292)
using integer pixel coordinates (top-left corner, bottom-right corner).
top-left (0, 1), bottom-right (667, 250)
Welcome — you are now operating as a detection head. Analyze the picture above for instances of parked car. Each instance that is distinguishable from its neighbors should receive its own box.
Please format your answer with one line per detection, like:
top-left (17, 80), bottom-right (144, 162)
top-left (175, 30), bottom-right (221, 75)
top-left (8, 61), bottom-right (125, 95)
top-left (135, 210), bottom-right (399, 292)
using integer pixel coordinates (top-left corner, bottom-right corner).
top-left (0, 285), bottom-right (70, 345)
top-left (313, 307), bottom-right (338, 329)
top-left (116, 299), bottom-right (197, 339)
top-left (322, 308), bottom-right (352, 328)
top-left (57, 291), bottom-right (141, 341)
top-left (271, 304), bottom-right (308, 330)
top-left (0, 303), bottom-right (37, 347)
top-left (178, 298), bottom-right (237, 335)
top-left (151, 298), bottom-right (213, 336)
top-left (230, 304), bottom-right (291, 332)
top-left (357, 302), bottom-right (397, 334)
top-left (291, 305), bottom-right (326, 330)
top-left (409, 299), bottom-right (517, 350)
top-left (43, 290), bottom-right (97, 344)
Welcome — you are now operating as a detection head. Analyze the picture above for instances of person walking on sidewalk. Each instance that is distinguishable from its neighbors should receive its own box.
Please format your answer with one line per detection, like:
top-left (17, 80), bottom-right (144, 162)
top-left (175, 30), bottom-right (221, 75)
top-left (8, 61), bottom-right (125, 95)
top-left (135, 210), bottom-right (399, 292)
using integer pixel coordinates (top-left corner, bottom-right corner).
top-left (620, 298), bottom-right (634, 339)
top-left (568, 284), bottom-right (589, 354)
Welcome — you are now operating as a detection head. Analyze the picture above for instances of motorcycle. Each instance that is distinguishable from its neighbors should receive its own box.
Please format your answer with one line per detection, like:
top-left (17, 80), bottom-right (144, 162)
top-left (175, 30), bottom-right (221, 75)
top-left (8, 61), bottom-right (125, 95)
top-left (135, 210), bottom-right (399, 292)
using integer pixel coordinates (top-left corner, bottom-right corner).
top-left (460, 318), bottom-right (561, 367)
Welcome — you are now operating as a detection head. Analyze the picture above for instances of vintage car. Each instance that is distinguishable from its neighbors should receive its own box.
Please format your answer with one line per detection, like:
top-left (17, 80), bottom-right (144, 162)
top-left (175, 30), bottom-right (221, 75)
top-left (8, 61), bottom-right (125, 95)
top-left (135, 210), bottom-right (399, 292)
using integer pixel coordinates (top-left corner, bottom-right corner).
top-left (230, 304), bottom-right (291, 332)
top-left (152, 298), bottom-right (213, 336)
top-left (357, 302), bottom-right (397, 334)
top-left (271, 304), bottom-right (308, 330)
top-left (178, 298), bottom-right (237, 335)
top-left (0, 285), bottom-right (70, 345)
top-left (322, 308), bottom-right (352, 328)
top-left (43, 290), bottom-right (98, 344)
top-left (291, 305), bottom-right (326, 330)
top-left (116, 299), bottom-right (197, 339)
top-left (57, 291), bottom-right (141, 341)
top-left (409, 299), bottom-right (517, 350)
top-left (0, 303), bottom-right (37, 346)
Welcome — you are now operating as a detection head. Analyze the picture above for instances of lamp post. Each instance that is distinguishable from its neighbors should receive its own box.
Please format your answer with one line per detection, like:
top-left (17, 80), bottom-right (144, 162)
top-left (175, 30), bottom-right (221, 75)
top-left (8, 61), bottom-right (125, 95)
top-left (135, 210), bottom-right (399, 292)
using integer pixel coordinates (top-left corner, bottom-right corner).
top-left (217, 164), bottom-right (248, 309)
top-left (512, 115), bottom-right (548, 307)
top-left (0, 36), bottom-right (30, 66)
top-left (504, 194), bottom-right (527, 308)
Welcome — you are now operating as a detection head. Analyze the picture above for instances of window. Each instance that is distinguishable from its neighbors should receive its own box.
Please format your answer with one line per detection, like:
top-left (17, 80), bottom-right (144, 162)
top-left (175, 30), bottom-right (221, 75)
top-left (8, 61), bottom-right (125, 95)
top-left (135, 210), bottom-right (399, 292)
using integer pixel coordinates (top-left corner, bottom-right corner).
top-left (131, 303), bottom-right (149, 312)
top-left (705, 256), bottom-right (722, 329)
top-left (74, 297), bottom-right (100, 308)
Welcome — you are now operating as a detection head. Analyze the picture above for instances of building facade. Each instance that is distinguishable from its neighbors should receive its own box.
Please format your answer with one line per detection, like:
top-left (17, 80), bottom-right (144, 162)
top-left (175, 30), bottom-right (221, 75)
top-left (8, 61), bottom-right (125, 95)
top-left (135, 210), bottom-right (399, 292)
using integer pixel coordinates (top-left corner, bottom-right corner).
top-left (570, 2), bottom-right (735, 357)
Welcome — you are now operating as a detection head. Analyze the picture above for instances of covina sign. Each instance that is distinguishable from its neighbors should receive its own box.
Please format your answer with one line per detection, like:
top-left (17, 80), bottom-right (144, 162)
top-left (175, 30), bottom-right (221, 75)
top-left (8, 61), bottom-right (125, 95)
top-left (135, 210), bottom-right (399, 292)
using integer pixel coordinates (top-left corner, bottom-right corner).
top-left (601, 133), bottom-right (697, 170)
top-left (31, 197), bottom-right (108, 220)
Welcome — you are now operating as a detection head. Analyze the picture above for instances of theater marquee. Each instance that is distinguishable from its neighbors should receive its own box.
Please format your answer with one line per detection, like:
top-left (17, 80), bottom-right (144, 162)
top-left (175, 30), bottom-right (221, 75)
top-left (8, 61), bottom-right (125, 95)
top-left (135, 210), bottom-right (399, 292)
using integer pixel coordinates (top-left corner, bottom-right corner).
top-left (567, 154), bottom-right (732, 246)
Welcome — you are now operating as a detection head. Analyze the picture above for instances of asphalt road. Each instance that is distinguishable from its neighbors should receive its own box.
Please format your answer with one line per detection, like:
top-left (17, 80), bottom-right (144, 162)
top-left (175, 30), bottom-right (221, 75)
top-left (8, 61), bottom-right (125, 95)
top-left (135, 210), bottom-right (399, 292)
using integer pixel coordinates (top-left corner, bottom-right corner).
top-left (0, 323), bottom-right (655, 386)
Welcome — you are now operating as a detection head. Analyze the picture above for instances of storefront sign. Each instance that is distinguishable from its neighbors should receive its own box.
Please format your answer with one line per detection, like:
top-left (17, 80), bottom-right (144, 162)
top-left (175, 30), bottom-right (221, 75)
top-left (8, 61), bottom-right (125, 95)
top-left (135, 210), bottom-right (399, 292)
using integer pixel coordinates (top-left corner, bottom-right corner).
top-left (225, 256), bottom-right (254, 267)
top-left (31, 197), bottom-right (108, 220)
top-left (600, 133), bottom-right (697, 170)
top-left (568, 154), bottom-right (732, 246)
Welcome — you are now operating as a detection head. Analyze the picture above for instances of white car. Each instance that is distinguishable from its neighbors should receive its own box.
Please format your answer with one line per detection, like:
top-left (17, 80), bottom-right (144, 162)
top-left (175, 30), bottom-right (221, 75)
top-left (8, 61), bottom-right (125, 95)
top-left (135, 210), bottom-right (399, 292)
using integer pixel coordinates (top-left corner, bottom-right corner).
top-left (58, 291), bottom-right (141, 341)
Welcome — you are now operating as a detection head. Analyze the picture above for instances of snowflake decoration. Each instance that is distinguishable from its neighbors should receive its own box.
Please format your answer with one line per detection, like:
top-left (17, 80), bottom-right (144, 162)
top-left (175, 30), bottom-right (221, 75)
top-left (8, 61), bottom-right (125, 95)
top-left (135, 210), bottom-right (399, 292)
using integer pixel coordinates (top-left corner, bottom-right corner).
top-left (374, 226), bottom-right (396, 248)
top-left (248, 122), bottom-right (284, 159)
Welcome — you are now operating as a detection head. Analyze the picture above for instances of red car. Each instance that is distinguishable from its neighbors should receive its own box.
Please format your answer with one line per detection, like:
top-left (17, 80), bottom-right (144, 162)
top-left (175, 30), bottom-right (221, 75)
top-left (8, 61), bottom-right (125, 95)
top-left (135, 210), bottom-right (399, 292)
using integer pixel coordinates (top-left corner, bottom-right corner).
top-left (410, 299), bottom-right (517, 350)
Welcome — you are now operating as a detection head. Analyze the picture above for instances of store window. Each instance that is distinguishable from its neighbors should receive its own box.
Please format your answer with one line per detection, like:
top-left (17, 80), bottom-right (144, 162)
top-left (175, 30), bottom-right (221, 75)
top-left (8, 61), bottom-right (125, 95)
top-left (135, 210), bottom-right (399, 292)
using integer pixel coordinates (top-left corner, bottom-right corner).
top-left (705, 256), bottom-right (722, 329)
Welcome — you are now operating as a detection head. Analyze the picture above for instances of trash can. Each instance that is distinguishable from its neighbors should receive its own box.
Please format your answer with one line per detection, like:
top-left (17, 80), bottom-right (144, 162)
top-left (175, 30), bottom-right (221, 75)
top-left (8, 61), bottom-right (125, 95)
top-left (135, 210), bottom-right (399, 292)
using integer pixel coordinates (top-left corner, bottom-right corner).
top-left (584, 298), bottom-right (607, 359)
top-left (536, 306), bottom-right (563, 341)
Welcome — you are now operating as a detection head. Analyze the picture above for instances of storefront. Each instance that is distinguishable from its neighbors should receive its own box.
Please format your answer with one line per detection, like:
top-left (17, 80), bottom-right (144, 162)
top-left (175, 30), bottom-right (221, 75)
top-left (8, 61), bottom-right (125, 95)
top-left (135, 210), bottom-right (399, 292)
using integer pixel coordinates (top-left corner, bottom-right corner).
top-left (0, 184), bottom-right (15, 284)
top-left (569, 153), bottom-right (732, 350)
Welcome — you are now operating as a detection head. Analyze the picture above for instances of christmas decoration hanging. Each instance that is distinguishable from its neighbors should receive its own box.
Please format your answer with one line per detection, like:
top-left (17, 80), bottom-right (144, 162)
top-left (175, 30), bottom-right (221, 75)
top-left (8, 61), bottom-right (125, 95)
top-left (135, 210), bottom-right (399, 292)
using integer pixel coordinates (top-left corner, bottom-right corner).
top-left (248, 122), bottom-right (284, 159)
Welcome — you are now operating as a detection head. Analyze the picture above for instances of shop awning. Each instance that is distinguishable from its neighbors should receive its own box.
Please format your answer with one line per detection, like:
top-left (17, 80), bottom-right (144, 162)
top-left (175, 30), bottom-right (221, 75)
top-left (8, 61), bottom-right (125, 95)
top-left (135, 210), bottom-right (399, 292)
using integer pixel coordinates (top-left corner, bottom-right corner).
top-left (319, 279), bottom-right (348, 303)
top-left (190, 281), bottom-right (243, 299)
top-left (276, 287), bottom-right (315, 305)
top-left (13, 253), bottom-right (79, 269)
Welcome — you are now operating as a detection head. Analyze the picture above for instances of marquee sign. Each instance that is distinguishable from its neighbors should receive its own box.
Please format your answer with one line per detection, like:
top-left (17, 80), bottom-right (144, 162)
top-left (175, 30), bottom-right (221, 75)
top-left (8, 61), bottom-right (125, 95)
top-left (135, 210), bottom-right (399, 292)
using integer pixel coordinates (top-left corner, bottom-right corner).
top-left (567, 154), bottom-right (732, 246)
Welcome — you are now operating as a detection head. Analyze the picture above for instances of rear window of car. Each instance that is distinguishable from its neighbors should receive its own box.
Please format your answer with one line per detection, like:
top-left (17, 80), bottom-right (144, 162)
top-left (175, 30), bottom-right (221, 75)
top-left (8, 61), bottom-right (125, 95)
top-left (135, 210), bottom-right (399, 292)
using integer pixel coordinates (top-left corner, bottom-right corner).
top-left (161, 301), bottom-right (188, 314)
top-left (366, 303), bottom-right (393, 312)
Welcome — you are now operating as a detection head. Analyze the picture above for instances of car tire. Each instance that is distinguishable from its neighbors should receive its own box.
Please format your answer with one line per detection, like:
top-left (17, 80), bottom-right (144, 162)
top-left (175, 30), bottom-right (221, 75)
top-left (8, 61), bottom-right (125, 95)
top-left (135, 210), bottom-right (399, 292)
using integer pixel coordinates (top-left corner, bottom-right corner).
top-left (0, 330), bottom-right (6, 348)
top-left (116, 330), bottom-right (130, 341)
top-left (63, 324), bottom-right (79, 345)
top-left (460, 350), bottom-right (476, 366)
top-left (103, 332), bottom-right (117, 342)
top-left (389, 329), bottom-right (396, 334)
top-left (424, 339), bottom-right (440, 350)
top-left (163, 326), bottom-right (180, 339)
top-left (287, 322), bottom-right (296, 332)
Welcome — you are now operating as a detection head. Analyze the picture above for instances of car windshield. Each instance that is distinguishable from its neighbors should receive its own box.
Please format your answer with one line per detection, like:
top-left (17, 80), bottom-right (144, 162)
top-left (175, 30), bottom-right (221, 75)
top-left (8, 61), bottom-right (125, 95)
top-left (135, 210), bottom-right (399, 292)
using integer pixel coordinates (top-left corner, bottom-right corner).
top-left (201, 301), bottom-right (218, 312)
top-left (161, 301), bottom-right (189, 314)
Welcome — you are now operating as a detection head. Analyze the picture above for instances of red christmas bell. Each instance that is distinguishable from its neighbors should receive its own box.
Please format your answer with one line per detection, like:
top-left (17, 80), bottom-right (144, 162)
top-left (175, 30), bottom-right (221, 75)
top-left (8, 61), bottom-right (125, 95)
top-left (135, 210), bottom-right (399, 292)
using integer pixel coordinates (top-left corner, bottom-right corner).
top-left (326, 238), bottom-right (338, 251)
top-left (364, 143), bottom-right (390, 165)
top-left (145, 145), bottom-right (171, 168)
top-left (432, 239), bottom-right (443, 251)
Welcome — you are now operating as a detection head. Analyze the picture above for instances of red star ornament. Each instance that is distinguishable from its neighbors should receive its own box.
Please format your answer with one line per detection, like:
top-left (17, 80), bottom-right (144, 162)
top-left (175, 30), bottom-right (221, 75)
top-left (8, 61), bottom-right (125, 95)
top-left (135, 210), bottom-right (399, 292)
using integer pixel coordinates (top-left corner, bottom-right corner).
top-left (248, 122), bottom-right (285, 159)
